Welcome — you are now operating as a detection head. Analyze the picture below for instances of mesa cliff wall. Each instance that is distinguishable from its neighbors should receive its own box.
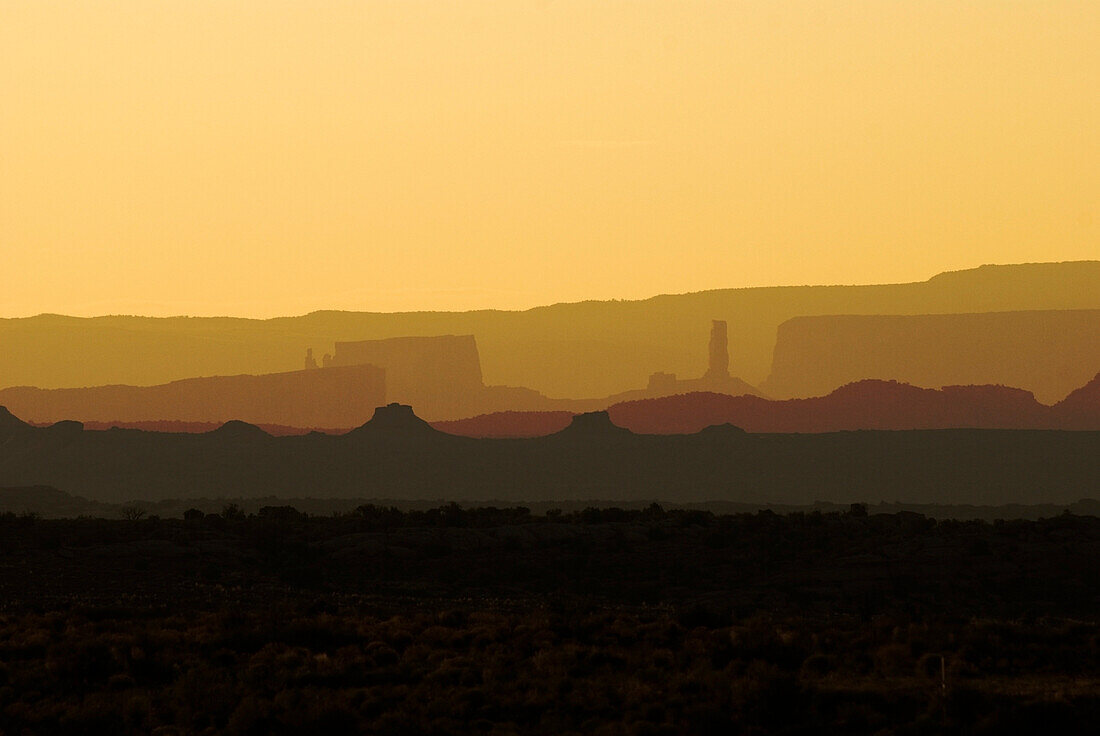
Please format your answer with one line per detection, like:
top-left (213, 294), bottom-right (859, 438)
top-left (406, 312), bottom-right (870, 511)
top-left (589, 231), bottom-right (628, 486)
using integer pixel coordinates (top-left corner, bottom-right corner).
top-left (328, 335), bottom-right (484, 420)
top-left (764, 310), bottom-right (1100, 403)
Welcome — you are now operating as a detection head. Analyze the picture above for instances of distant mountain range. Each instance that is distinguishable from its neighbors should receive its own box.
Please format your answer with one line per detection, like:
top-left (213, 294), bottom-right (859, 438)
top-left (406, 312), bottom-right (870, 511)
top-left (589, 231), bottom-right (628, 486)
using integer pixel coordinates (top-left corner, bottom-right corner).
top-left (2, 403), bottom-right (1098, 507)
top-left (3, 261), bottom-right (1099, 399)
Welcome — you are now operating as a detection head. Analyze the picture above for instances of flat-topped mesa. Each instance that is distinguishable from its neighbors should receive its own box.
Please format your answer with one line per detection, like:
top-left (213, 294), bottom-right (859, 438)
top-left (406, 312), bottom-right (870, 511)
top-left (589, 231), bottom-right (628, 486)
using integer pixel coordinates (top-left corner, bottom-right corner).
top-left (554, 410), bottom-right (632, 438)
top-left (328, 335), bottom-right (485, 421)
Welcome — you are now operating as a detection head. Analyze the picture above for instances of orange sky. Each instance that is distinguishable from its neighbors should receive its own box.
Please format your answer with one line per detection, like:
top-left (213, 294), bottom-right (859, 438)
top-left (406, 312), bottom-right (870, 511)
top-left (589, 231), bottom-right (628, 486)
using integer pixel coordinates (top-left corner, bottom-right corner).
top-left (2, 1), bottom-right (1098, 317)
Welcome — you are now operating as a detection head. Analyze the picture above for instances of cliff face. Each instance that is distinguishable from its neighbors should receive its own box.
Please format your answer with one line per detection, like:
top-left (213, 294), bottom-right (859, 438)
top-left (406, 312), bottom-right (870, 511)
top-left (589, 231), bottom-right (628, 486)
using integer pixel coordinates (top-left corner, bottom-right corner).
top-left (764, 310), bottom-right (1100, 404)
top-left (0, 364), bottom-right (385, 429)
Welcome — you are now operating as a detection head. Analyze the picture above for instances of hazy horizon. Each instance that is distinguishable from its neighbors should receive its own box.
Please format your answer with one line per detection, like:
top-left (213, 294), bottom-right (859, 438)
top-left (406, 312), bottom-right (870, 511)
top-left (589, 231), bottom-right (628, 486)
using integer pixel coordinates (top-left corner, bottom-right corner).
top-left (4, 1), bottom-right (1098, 317)
top-left (4, 259), bottom-right (1098, 320)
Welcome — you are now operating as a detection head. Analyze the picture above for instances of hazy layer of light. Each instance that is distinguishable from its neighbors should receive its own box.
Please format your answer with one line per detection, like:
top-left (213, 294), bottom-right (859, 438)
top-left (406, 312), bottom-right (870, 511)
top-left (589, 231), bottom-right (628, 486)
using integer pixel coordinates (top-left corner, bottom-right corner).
top-left (2, 1), bottom-right (1097, 317)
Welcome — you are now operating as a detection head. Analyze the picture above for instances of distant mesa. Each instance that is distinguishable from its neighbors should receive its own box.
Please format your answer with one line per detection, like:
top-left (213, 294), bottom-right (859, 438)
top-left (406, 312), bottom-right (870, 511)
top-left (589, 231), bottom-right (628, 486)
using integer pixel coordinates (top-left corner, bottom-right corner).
top-left (764, 309), bottom-right (1100, 404)
top-left (317, 331), bottom-right (770, 422)
top-left (328, 335), bottom-right (483, 416)
top-left (323, 334), bottom-right (570, 421)
top-left (4, 263), bottom-right (1100, 427)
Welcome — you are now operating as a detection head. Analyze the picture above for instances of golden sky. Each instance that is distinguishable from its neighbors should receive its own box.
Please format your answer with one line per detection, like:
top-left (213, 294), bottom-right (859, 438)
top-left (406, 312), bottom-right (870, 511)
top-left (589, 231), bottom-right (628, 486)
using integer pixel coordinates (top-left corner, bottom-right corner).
top-left (2, 1), bottom-right (1097, 317)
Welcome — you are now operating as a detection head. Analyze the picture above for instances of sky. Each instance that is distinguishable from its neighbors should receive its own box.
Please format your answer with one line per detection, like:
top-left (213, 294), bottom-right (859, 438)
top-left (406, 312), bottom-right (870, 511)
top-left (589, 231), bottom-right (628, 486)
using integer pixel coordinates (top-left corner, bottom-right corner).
top-left (2, 1), bottom-right (1098, 317)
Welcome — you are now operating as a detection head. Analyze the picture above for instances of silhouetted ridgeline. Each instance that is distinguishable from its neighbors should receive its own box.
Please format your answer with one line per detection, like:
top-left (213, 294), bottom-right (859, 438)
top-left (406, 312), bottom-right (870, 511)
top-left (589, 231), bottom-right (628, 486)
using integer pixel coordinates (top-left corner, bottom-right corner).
top-left (2, 404), bottom-right (1099, 505)
top-left (25, 419), bottom-right (352, 436)
top-left (436, 374), bottom-right (1100, 436)
top-left (0, 364), bottom-right (385, 428)
top-left (3, 261), bottom-right (1099, 399)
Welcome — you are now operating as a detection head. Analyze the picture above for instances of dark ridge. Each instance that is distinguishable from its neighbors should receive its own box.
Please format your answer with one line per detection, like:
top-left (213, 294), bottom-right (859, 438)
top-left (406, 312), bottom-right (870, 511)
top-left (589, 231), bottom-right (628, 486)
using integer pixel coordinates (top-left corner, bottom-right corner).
top-left (45, 420), bottom-right (83, 433)
top-left (347, 403), bottom-right (440, 438)
top-left (552, 410), bottom-right (632, 438)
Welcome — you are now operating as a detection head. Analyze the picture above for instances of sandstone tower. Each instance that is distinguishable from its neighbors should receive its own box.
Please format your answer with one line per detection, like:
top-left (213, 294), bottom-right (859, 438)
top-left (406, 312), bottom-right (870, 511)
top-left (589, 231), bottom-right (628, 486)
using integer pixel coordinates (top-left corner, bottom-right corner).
top-left (705, 320), bottom-right (729, 380)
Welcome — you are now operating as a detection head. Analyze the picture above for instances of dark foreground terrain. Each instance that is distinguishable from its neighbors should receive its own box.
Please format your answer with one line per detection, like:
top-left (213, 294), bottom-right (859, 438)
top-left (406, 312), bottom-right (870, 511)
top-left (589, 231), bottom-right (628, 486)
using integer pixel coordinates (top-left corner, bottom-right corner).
top-left (2, 506), bottom-right (1099, 734)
